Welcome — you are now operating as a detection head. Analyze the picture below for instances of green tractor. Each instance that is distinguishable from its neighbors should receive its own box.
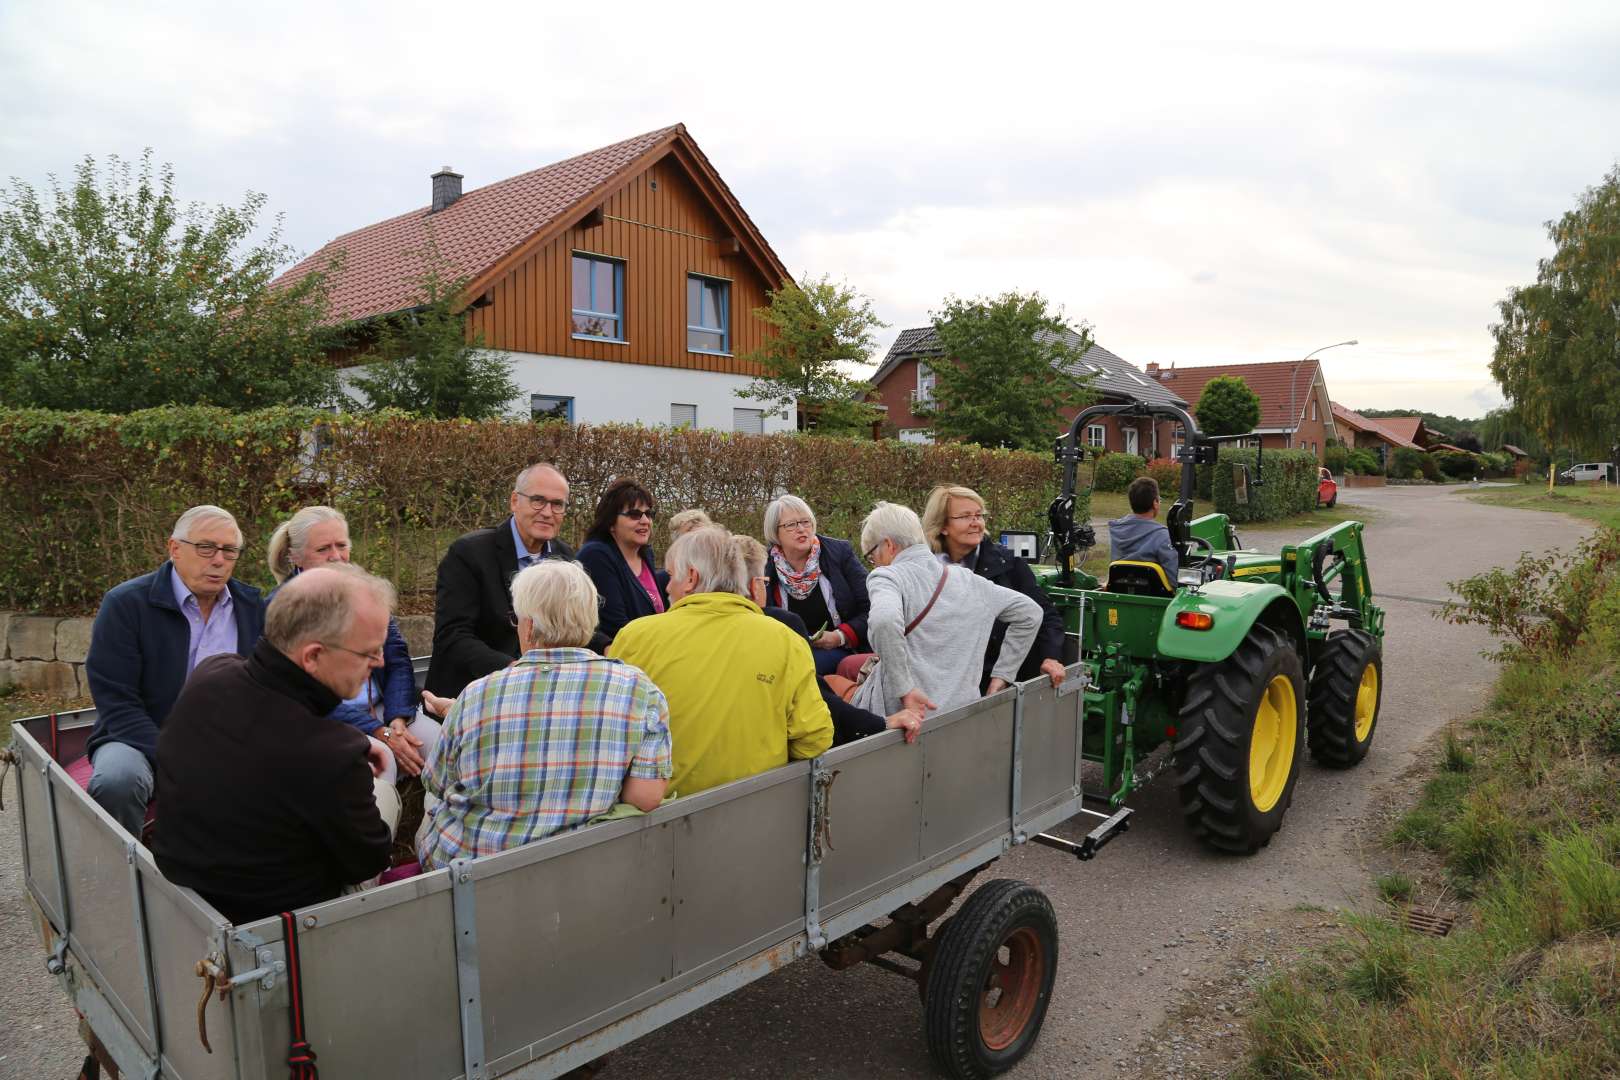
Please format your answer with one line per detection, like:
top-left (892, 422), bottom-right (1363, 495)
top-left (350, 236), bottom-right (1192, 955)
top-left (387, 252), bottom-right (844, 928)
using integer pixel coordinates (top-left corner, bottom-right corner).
top-left (1033, 401), bottom-right (1386, 854)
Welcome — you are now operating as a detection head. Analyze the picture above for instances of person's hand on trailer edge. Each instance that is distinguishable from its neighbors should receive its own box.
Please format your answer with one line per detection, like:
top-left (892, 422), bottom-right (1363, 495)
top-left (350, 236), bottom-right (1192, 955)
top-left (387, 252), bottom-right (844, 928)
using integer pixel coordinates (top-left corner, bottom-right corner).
top-left (885, 707), bottom-right (925, 744)
top-left (986, 677), bottom-right (1010, 695)
top-left (1040, 658), bottom-right (1067, 687)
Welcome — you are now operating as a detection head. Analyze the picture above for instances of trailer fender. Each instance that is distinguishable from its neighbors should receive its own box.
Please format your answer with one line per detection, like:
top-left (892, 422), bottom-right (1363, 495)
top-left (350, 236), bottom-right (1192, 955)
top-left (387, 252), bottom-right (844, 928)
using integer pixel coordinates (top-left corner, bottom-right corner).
top-left (1156, 580), bottom-right (1304, 663)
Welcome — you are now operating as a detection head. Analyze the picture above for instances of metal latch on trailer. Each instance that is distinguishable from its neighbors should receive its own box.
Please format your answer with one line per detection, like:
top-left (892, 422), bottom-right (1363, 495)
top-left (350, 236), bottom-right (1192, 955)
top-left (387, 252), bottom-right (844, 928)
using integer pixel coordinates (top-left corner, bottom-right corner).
top-left (1031, 805), bottom-right (1133, 861)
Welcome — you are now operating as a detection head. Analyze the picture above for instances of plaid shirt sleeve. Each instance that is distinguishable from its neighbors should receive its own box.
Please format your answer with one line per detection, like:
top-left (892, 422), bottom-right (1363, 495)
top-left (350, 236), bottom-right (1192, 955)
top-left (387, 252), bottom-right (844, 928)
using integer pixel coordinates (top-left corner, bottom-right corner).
top-left (627, 679), bottom-right (673, 781)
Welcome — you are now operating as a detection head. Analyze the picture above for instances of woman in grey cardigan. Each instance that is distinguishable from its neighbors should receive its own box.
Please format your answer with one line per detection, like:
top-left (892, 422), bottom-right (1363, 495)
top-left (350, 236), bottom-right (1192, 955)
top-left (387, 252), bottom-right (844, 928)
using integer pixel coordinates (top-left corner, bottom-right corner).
top-left (850, 502), bottom-right (1043, 719)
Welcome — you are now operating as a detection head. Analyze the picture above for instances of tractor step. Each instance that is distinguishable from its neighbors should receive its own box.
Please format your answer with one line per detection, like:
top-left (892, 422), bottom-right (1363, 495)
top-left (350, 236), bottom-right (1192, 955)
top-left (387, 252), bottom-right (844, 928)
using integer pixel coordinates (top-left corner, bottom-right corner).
top-left (1033, 807), bottom-right (1134, 861)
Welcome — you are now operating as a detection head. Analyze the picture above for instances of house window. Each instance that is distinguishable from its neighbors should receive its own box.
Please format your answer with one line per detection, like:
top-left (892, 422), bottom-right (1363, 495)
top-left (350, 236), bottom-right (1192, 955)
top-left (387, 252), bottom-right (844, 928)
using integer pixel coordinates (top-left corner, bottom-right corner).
top-left (1086, 424), bottom-right (1107, 449)
top-left (1310, 400), bottom-right (1318, 421)
top-left (687, 275), bottom-right (730, 353)
top-left (899, 428), bottom-right (933, 445)
top-left (571, 253), bottom-right (624, 341)
top-left (733, 407), bottom-right (764, 434)
top-left (670, 403), bottom-right (697, 429)
top-left (914, 362), bottom-right (936, 407)
top-left (531, 394), bottom-right (574, 423)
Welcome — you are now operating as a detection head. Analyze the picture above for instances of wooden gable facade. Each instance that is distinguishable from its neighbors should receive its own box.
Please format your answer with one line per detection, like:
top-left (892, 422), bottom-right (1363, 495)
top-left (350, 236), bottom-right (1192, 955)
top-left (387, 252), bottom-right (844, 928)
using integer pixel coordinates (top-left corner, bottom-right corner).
top-left (462, 149), bottom-right (779, 379)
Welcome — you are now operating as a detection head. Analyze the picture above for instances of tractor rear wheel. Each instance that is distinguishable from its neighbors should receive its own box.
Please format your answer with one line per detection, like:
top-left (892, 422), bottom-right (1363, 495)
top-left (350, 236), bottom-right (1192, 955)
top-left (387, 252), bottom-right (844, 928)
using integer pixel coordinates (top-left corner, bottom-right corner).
top-left (1173, 623), bottom-right (1306, 853)
top-left (1306, 630), bottom-right (1381, 767)
top-left (923, 879), bottom-right (1058, 1079)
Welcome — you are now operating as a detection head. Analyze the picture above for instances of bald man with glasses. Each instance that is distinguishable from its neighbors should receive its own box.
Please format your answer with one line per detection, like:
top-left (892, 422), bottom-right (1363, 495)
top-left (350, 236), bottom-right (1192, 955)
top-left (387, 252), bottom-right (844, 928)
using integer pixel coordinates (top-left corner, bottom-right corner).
top-left (425, 463), bottom-right (595, 698)
top-left (84, 504), bottom-right (267, 836)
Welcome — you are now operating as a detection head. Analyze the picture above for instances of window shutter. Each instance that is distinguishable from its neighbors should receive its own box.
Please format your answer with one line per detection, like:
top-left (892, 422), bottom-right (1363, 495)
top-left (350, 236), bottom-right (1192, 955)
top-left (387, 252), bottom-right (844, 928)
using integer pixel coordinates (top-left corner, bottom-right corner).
top-left (670, 403), bottom-right (698, 429)
top-left (733, 408), bottom-right (764, 434)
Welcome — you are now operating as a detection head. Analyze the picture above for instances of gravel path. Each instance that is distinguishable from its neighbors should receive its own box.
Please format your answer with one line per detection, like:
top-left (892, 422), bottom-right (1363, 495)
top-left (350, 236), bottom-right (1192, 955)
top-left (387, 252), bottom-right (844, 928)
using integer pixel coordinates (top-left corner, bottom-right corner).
top-left (0, 484), bottom-right (1591, 1079)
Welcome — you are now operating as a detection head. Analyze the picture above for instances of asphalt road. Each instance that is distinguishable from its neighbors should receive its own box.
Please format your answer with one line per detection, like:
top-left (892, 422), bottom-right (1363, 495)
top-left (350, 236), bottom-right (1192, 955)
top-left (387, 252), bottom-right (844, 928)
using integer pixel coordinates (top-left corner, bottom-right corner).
top-left (0, 483), bottom-right (1591, 1079)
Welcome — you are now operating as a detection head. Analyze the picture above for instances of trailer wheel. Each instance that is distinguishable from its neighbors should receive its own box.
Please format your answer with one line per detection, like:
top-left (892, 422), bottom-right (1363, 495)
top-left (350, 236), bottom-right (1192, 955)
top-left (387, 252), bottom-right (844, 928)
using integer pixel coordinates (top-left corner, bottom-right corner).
top-left (1174, 623), bottom-right (1305, 854)
top-left (1306, 630), bottom-right (1381, 767)
top-left (924, 879), bottom-right (1058, 1079)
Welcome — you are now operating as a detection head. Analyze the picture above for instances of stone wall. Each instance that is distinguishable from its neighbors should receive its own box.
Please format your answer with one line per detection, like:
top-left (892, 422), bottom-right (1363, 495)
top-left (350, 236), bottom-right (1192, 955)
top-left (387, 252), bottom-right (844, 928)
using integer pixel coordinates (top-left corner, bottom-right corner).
top-left (0, 613), bottom-right (436, 699)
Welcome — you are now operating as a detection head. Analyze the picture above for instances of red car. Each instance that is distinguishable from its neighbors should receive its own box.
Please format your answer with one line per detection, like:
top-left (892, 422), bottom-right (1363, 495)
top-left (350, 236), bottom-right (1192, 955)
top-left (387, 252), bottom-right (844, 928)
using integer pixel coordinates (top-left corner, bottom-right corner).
top-left (1317, 467), bottom-right (1338, 508)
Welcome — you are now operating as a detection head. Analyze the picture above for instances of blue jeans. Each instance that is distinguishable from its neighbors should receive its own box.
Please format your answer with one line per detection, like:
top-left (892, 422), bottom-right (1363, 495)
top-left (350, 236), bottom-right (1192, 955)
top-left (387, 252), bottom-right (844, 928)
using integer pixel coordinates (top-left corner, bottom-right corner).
top-left (812, 647), bottom-right (852, 679)
top-left (88, 742), bottom-right (154, 837)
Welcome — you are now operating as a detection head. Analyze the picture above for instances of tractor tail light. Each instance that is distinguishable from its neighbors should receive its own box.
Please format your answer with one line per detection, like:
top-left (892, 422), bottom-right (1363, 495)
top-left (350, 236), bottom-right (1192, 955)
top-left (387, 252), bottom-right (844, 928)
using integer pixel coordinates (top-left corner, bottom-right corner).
top-left (1175, 611), bottom-right (1215, 631)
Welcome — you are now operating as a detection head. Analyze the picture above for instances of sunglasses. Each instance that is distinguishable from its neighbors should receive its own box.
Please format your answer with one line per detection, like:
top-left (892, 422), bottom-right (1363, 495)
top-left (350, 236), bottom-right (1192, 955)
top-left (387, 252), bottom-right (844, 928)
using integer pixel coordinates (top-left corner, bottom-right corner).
top-left (619, 507), bottom-right (654, 521)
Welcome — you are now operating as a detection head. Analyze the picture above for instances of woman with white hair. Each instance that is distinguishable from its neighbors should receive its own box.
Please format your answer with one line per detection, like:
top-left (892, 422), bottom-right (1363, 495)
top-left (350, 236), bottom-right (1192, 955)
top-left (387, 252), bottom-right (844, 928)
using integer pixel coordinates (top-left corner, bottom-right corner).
top-left (267, 506), bottom-right (435, 780)
top-left (850, 501), bottom-right (1044, 718)
top-left (762, 494), bottom-right (870, 677)
top-left (418, 559), bottom-right (672, 869)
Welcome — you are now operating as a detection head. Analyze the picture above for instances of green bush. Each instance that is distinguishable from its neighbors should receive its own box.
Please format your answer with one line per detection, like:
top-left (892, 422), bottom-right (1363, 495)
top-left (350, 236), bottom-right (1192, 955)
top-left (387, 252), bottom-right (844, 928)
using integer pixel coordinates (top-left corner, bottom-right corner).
top-left (1322, 445), bottom-right (1349, 475)
top-left (1435, 449), bottom-right (1481, 479)
top-left (1209, 447), bottom-right (1319, 523)
top-left (0, 408), bottom-right (1060, 614)
top-left (1480, 451), bottom-right (1514, 477)
top-left (1346, 448), bottom-right (1382, 475)
top-left (1092, 451), bottom-right (1146, 493)
top-left (1390, 445), bottom-right (1426, 481)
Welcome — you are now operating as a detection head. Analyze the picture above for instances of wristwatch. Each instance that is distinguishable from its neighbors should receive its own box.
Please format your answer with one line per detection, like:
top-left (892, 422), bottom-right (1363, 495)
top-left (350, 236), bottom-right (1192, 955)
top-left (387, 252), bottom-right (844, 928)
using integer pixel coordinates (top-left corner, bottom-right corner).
top-left (377, 725), bottom-right (395, 741)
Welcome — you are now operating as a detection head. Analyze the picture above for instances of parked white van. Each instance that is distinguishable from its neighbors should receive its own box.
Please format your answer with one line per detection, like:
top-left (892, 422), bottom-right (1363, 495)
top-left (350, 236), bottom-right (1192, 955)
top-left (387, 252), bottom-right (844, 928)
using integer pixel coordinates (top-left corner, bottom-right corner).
top-left (1558, 462), bottom-right (1617, 484)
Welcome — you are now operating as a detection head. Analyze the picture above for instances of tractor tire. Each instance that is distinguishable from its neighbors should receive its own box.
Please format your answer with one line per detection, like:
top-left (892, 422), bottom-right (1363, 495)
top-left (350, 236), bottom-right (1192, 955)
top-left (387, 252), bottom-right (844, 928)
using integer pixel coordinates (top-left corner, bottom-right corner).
top-left (1173, 623), bottom-right (1306, 854)
top-left (924, 879), bottom-right (1058, 1079)
top-left (1306, 630), bottom-right (1381, 767)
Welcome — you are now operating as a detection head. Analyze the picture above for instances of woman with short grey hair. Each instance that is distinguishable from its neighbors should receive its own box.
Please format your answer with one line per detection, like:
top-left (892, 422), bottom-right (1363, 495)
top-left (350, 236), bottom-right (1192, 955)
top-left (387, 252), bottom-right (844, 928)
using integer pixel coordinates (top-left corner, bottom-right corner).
top-left (762, 493), bottom-right (870, 677)
top-left (851, 502), bottom-right (1044, 717)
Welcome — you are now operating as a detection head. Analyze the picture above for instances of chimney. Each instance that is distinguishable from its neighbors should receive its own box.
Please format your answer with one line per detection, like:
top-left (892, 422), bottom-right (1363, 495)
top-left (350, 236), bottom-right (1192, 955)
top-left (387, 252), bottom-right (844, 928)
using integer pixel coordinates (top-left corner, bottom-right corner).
top-left (1145, 362), bottom-right (1160, 378)
top-left (431, 166), bottom-right (463, 212)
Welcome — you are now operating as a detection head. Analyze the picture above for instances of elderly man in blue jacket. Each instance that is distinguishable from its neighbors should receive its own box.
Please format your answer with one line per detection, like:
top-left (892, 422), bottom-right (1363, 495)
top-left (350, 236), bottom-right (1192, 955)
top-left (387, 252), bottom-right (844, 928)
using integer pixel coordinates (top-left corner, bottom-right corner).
top-left (84, 505), bottom-right (266, 836)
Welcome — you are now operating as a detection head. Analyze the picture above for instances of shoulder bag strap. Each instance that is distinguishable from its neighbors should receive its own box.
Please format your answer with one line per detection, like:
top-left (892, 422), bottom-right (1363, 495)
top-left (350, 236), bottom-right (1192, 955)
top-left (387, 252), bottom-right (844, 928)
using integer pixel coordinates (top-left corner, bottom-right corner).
top-left (904, 567), bottom-right (950, 636)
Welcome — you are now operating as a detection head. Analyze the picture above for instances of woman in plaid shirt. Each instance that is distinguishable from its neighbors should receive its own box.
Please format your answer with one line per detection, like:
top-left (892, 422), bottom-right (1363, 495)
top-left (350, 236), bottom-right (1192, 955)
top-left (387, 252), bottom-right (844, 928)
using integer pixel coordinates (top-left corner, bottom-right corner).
top-left (418, 560), bottom-right (672, 869)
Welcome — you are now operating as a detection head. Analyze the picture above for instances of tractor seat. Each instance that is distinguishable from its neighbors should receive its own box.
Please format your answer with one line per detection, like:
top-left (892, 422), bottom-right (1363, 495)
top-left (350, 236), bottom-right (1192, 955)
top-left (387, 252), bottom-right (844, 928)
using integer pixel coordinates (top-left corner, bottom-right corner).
top-left (1104, 560), bottom-right (1176, 598)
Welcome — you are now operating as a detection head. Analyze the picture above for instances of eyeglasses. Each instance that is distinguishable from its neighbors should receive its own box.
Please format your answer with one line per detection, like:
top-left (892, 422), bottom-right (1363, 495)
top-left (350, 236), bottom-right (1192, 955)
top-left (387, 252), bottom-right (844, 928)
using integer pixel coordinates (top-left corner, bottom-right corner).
top-left (175, 539), bottom-right (242, 560)
top-left (948, 512), bottom-right (988, 524)
top-left (863, 540), bottom-right (885, 563)
top-left (319, 641), bottom-right (385, 663)
top-left (515, 492), bottom-right (569, 514)
top-left (619, 507), bottom-right (653, 521)
top-left (779, 518), bottom-right (814, 533)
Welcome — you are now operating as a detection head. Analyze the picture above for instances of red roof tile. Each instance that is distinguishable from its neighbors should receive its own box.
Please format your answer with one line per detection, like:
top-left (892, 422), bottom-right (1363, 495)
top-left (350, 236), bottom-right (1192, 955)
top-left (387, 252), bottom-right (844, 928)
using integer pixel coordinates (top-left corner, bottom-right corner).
top-left (1153, 360), bottom-right (1326, 431)
top-left (276, 126), bottom-right (684, 325)
top-left (1330, 402), bottom-right (1420, 450)
top-left (1373, 416), bottom-right (1425, 445)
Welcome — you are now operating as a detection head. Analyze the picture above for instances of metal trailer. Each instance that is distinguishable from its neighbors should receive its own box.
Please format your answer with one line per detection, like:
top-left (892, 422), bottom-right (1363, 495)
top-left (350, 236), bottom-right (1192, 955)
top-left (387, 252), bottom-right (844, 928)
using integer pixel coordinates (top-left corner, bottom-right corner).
top-left (3, 661), bottom-right (1131, 1080)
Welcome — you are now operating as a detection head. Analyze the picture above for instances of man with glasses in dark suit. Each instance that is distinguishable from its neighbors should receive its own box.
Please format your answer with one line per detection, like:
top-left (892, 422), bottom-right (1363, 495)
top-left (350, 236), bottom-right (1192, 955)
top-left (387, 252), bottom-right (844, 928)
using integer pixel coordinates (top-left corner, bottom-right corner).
top-left (424, 463), bottom-right (584, 699)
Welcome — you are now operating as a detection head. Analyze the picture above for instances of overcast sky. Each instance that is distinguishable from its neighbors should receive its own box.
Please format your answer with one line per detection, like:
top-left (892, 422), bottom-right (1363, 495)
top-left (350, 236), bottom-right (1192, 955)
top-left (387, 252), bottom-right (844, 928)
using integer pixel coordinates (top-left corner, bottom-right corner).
top-left (4, 1), bottom-right (1617, 418)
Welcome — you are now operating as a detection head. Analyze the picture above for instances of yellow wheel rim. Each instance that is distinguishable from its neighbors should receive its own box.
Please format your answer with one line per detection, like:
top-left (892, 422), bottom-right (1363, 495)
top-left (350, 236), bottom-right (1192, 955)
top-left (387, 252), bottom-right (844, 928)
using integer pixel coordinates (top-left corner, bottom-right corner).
top-left (1249, 674), bottom-right (1298, 813)
top-left (1354, 663), bottom-right (1379, 742)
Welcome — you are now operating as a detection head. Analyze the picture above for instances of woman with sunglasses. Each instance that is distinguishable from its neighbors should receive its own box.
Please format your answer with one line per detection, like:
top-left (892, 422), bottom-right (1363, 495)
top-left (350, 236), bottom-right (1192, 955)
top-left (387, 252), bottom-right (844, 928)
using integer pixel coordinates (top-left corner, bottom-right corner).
top-left (577, 478), bottom-right (670, 646)
top-left (921, 485), bottom-right (1068, 691)
top-left (267, 505), bottom-right (440, 782)
top-left (762, 494), bottom-right (870, 677)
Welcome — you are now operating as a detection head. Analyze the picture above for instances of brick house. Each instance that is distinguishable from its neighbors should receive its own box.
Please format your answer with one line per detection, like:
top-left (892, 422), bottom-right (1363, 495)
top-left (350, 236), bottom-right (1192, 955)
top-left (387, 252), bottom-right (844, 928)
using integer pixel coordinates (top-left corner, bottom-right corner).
top-left (1370, 416), bottom-right (1441, 451)
top-left (275, 124), bottom-right (795, 433)
top-left (1143, 360), bottom-right (1338, 461)
top-left (1330, 403), bottom-right (1421, 470)
top-left (868, 328), bottom-right (1189, 457)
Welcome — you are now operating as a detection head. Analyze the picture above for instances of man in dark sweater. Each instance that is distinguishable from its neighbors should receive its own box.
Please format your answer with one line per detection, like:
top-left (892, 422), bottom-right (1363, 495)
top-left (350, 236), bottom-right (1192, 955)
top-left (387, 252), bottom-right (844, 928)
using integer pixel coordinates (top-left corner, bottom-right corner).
top-left (425, 463), bottom-right (582, 698)
top-left (1108, 476), bottom-right (1180, 580)
top-left (154, 565), bottom-right (396, 924)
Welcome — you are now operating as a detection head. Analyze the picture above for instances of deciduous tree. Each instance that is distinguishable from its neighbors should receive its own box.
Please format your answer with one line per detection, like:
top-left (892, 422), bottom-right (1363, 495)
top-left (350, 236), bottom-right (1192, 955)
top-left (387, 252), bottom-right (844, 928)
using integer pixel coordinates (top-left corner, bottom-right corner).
top-left (739, 274), bottom-right (885, 434)
top-left (0, 151), bottom-right (339, 410)
top-left (919, 291), bottom-right (1094, 450)
top-left (1194, 376), bottom-right (1261, 436)
top-left (1490, 163), bottom-right (1620, 458)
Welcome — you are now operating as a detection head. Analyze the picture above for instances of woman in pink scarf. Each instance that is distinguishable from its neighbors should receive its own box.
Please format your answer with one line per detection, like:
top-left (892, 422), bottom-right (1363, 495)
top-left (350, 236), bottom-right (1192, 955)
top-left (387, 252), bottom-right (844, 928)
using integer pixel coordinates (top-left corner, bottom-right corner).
top-left (762, 494), bottom-right (871, 677)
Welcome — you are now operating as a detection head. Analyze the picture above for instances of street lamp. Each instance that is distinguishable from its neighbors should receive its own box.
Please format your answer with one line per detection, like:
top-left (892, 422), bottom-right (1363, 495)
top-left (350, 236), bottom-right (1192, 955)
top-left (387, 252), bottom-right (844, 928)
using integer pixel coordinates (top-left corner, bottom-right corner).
top-left (1289, 339), bottom-right (1357, 448)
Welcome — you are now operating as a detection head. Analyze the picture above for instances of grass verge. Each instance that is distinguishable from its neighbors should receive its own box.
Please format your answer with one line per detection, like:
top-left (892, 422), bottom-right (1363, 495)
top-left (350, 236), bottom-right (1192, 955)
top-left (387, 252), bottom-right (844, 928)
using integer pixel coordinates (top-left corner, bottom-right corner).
top-left (1469, 481), bottom-right (1620, 530)
top-left (0, 685), bottom-right (92, 748)
top-left (1239, 534), bottom-right (1620, 1078)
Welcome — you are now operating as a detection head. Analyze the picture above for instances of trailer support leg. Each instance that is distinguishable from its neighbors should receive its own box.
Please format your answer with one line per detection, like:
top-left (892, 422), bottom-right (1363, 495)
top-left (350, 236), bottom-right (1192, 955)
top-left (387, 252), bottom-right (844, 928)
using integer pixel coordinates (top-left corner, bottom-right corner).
top-left (449, 859), bottom-right (487, 1080)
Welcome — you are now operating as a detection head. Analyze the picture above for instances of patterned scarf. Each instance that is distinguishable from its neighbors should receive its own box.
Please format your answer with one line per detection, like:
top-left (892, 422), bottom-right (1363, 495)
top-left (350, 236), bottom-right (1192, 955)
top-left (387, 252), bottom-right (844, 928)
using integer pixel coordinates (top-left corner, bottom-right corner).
top-left (771, 536), bottom-right (823, 601)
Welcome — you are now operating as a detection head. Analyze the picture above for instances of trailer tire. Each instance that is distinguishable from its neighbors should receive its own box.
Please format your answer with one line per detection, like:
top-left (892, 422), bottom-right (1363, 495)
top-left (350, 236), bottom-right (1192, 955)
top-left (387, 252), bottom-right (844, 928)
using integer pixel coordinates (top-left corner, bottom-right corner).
top-left (1174, 623), bottom-right (1305, 854)
top-left (1307, 630), bottom-right (1381, 767)
top-left (924, 879), bottom-right (1058, 1079)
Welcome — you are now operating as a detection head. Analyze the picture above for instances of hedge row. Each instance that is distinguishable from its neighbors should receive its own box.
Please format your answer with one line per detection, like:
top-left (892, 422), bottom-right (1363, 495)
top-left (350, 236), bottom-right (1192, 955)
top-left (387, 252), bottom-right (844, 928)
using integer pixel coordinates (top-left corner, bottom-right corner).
top-left (1208, 448), bottom-right (1320, 524)
top-left (0, 408), bottom-right (1064, 615)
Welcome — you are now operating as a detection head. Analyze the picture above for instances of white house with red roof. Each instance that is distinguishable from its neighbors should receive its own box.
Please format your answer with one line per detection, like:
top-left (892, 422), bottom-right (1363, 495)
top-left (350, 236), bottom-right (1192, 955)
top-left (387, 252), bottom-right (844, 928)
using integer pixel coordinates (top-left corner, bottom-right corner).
top-left (276, 124), bottom-right (796, 433)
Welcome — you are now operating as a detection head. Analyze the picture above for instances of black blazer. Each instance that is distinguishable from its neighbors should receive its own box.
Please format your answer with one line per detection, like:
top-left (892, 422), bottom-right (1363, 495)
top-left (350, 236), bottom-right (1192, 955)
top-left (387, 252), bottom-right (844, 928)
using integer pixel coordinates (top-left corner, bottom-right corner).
top-left (577, 538), bottom-right (669, 644)
top-left (759, 605), bottom-right (886, 745)
top-left (764, 534), bottom-right (870, 650)
top-left (970, 538), bottom-right (1067, 690)
top-left (424, 519), bottom-right (578, 698)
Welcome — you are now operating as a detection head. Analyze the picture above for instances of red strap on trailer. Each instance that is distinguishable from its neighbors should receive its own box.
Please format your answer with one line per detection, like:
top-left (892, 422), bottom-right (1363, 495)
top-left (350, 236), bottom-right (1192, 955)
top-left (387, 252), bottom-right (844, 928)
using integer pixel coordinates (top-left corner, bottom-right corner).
top-left (49, 713), bottom-right (60, 763)
top-left (278, 911), bottom-right (319, 1079)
